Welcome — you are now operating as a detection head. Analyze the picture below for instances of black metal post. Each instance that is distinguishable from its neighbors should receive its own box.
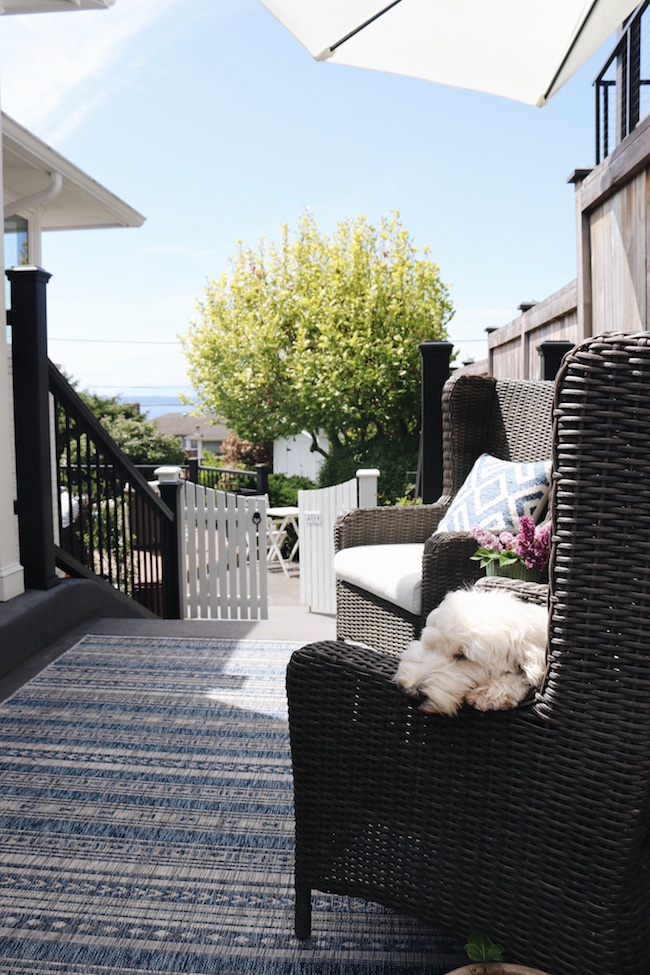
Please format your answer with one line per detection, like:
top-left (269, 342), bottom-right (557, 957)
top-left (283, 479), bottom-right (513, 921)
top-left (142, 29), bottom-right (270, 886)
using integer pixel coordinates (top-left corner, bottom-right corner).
top-left (187, 458), bottom-right (199, 483)
top-left (8, 266), bottom-right (58, 590)
top-left (418, 341), bottom-right (453, 504)
top-left (538, 341), bottom-right (574, 380)
top-left (157, 469), bottom-right (183, 619)
top-left (256, 463), bottom-right (270, 496)
top-left (626, 15), bottom-right (641, 142)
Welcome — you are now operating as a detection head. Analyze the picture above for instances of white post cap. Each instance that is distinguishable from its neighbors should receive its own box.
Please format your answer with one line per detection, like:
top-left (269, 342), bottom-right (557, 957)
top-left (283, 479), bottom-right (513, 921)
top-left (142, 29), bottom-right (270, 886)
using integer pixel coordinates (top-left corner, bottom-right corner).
top-left (154, 466), bottom-right (184, 483)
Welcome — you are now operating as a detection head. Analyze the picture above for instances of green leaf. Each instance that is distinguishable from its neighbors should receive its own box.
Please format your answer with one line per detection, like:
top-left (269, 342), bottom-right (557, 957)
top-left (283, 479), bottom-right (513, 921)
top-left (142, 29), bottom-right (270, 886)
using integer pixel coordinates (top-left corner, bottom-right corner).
top-left (497, 552), bottom-right (521, 567)
top-left (465, 930), bottom-right (504, 964)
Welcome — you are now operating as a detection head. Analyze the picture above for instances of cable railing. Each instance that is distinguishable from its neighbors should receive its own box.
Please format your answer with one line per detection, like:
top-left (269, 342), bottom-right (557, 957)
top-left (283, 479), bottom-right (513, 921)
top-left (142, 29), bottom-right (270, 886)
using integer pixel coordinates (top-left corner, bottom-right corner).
top-left (595, 1), bottom-right (650, 164)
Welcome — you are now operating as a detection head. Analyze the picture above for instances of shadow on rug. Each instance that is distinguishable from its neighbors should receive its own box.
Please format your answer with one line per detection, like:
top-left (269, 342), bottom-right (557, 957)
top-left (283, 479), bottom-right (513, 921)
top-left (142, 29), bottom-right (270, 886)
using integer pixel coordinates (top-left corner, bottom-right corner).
top-left (0, 635), bottom-right (467, 974)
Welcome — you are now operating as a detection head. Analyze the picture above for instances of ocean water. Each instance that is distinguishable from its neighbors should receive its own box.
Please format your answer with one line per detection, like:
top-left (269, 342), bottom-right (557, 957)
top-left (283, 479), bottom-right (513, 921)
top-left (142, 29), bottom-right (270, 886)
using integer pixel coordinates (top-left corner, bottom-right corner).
top-left (115, 391), bottom-right (196, 419)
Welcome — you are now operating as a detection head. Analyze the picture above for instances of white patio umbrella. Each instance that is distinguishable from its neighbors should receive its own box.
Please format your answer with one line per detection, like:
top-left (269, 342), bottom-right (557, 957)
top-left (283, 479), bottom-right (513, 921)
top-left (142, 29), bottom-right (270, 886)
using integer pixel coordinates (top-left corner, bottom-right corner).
top-left (259, 0), bottom-right (640, 106)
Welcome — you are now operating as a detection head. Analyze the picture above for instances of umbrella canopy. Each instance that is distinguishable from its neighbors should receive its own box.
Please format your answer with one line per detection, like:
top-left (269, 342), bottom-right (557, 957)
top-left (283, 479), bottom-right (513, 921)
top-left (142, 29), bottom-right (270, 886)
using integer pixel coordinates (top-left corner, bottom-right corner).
top-left (259, 0), bottom-right (640, 106)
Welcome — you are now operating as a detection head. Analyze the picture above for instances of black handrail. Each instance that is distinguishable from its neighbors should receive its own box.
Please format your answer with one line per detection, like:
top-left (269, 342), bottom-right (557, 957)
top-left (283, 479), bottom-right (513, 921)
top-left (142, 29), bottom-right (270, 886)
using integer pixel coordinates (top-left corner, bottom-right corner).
top-left (9, 265), bottom-right (182, 618)
top-left (50, 361), bottom-right (180, 617)
top-left (136, 460), bottom-right (270, 495)
top-left (185, 459), bottom-right (269, 495)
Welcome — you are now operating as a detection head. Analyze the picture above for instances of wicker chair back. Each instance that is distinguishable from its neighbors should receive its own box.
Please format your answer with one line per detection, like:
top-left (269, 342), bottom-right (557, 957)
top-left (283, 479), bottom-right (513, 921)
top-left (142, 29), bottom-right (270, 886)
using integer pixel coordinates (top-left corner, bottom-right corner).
top-left (335, 373), bottom-right (555, 653)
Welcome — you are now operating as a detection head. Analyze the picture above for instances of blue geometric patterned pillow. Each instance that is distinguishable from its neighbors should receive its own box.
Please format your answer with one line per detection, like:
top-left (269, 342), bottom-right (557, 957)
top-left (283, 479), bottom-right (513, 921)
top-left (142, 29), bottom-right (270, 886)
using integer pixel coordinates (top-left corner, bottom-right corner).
top-left (435, 453), bottom-right (551, 534)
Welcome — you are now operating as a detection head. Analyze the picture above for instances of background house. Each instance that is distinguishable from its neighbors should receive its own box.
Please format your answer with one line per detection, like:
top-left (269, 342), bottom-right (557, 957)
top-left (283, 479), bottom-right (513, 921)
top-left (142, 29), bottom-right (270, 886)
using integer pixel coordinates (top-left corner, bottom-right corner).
top-left (273, 432), bottom-right (328, 482)
top-left (154, 412), bottom-right (328, 482)
top-left (154, 414), bottom-right (231, 462)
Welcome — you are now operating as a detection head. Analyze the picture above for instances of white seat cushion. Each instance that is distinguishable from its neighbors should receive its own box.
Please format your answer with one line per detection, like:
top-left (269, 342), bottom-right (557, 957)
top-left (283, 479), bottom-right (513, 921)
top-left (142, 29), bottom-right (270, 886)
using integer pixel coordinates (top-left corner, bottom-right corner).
top-left (334, 543), bottom-right (425, 616)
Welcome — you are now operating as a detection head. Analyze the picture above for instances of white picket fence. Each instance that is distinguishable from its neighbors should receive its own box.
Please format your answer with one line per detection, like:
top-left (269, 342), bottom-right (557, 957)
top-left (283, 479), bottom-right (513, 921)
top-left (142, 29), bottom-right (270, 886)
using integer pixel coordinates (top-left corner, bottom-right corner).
top-left (181, 481), bottom-right (268, 620)
top-left (298, 469), bottom-right (378, 615)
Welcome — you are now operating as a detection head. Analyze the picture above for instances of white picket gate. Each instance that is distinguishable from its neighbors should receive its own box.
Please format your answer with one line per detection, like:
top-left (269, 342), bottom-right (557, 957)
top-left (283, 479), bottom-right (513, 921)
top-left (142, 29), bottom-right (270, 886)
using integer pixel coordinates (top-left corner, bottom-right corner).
top-left (181, 482), bottom-right (268, 620)
top-left (298, 469), bottom-right (378, 615)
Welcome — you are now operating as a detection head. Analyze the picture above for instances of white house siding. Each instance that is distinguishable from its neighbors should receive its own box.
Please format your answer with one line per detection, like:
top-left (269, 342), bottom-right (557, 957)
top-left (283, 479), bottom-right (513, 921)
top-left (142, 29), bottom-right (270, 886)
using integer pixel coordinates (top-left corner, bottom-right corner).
top-left (0, 114), bottom-right (24, 600)
top-left (273, 433), bottom-right (328, 482)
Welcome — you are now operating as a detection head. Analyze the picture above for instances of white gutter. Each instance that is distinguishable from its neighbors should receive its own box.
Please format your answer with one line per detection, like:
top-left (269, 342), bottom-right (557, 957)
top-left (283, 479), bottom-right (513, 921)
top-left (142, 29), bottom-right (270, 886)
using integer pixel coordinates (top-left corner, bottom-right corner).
top-left (0, 2), bottom-right (115, 13)
top-left (4, 171), bottom-right (63, 219)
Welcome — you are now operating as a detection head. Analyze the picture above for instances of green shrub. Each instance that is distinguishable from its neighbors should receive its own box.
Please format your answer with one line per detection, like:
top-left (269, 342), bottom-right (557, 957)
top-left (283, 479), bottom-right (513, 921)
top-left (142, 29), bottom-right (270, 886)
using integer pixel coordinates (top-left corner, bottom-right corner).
top-left (219, 432), bottom-right (272, 468)
top-left (317, 433), bottom-right (419, 506)
top-left (267, 472), bottom-right (315, 508)
top-left (97, 415), bottom-right (187, 466)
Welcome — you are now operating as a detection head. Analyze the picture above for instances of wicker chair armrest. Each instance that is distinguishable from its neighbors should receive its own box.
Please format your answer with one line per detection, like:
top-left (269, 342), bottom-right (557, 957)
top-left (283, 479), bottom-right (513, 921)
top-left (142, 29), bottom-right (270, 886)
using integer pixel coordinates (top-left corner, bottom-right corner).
top-left (287, 640), bottom-right (539, 790)
top-left (420, 531), bottom-right (484, 616)
top-left (475, 575), bottom-right (549, 606)
top-left (334, 500), bottom-right (451, 552)
top-left (289, 640), bottom-right (399, 688)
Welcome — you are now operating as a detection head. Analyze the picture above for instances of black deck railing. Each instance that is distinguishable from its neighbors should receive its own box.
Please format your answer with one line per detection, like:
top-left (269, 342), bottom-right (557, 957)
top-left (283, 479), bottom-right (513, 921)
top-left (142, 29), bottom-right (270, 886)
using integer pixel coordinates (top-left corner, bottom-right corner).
top-left (596, 1), bottom-right (650, 164)
top-left (186, 459), bottom-right (269, 495)
top-left (135, 462), bottom-right (270, 497)
top-left (9, 266), bottom-right (181, 618)
top-left (50, 362), bottom-right (180, 617)
top-left (8, 263), bottom-right (271, 618)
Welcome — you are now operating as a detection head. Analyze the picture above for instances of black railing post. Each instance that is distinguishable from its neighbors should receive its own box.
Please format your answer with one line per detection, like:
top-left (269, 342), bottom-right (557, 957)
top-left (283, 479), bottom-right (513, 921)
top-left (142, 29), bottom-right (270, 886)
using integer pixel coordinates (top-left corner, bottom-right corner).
top-left (8, 266), bottom-right (58, 590)
top-left (155, 466), bottom-right (184, 619)
top-left (627, 15), bottom-right (642, 138)
top-left (538, 341), bottom-right (574, 380)
top-left (256, 463), bottom-right (270, 496)
top-left (418, 341), bottom-right (453, 504)
top-left (188, 458), bottom-right (199, 483)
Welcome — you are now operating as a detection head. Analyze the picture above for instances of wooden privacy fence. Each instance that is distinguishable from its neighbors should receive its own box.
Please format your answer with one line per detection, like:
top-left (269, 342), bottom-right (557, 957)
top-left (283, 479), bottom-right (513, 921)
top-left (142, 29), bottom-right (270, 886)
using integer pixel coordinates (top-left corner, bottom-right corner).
top-left (182, 481), bottom-right (268, 620)
top-left (299, 469), bottom-right (378, 615)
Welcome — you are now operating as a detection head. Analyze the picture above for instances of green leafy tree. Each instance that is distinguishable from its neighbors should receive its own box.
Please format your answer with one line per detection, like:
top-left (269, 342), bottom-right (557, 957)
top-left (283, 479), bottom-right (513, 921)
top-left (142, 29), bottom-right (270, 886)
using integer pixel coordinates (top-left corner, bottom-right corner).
top-left (182, 210), bottom-right (454, 463)
top-left (59, 370), bottom-right (146, 423)
top-left (81, 392), bottom-right (145, 424)
top-left (218, 432), bottom-right (272, 469)
top-left (99, 414), bottom-right (186, 466)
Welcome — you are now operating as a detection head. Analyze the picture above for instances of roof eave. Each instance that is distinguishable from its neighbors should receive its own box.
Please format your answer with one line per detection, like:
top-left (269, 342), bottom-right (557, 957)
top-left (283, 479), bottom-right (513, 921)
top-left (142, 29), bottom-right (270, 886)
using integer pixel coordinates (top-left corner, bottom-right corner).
top-left (0, 1), bottom-right (115, 14)
top-left (2, 112), bottom-right (145, 231)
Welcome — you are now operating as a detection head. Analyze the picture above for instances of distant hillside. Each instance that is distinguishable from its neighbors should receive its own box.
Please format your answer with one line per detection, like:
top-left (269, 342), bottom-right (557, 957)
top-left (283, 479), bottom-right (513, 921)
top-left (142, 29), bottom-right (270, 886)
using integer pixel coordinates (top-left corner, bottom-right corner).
top-left (114, 391), bottom-right (194, 419)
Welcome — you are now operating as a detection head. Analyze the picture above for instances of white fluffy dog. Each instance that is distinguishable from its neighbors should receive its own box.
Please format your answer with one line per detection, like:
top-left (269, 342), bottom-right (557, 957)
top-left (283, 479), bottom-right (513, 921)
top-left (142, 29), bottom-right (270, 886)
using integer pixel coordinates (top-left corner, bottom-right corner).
top-left (394, 588), bottom-right (547, 715)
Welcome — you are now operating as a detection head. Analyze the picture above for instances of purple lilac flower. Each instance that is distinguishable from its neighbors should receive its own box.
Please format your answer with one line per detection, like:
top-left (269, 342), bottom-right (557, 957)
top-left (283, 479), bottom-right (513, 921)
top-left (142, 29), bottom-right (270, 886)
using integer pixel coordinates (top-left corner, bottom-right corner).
top-left (470, 524), bottom-right (503, 551)
top-left (472, 517), bottom-right (550, 571)
top-left (530, 522), bottom-right (551, 571)
top-left (498, 531), bottom-right (516, 551)
top-left (516, 515), bottom-right (550, 571)
top-left (515, 516), bottom-right (535, 563)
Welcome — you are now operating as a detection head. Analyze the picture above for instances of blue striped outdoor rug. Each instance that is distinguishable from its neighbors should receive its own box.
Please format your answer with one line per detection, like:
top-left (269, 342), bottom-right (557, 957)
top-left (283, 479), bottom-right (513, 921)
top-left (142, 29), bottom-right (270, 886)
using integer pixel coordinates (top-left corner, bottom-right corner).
top-left (0, 635), bottom-right (467, 975)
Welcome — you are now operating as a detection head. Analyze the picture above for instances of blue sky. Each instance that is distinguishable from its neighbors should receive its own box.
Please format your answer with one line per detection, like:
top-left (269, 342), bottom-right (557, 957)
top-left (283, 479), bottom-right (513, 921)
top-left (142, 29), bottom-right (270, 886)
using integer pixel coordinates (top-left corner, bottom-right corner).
top-left (0, 1), bottom-right (614, 414)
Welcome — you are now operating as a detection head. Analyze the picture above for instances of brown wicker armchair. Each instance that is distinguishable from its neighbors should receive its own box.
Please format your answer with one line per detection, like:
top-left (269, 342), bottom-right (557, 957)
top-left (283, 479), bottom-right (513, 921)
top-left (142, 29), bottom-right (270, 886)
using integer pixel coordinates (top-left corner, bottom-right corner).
top-left (334, 372), bottom-right (554, 654)
top-left (287, 332), bottom-right (650, 975)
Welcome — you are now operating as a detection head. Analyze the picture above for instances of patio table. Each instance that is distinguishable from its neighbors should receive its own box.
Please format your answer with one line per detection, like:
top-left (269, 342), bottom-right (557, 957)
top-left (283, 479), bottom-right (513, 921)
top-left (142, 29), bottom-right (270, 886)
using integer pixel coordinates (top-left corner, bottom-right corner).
top-left (266, 506), bottom-right (299, 576)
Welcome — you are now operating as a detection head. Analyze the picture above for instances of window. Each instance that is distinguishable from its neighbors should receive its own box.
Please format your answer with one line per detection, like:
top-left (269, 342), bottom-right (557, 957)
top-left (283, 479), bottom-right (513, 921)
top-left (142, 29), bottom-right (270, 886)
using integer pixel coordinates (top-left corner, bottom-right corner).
top-left (4, 216), bottom-right (29, 310)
